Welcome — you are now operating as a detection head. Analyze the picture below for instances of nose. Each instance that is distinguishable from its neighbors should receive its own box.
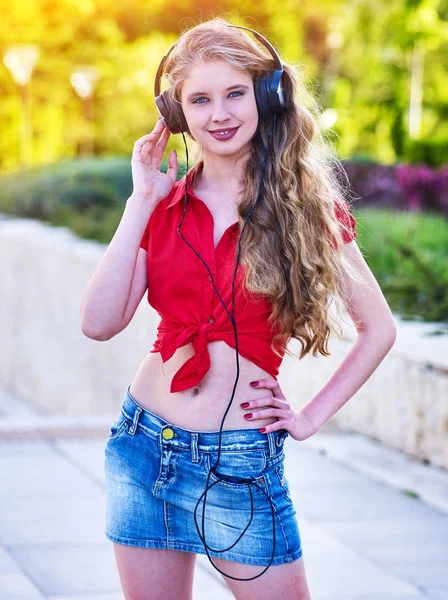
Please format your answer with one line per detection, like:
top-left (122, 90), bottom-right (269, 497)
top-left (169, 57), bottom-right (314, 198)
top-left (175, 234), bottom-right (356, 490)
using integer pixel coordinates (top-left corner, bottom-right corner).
top-left (211, 100), bottom-right (231, 123)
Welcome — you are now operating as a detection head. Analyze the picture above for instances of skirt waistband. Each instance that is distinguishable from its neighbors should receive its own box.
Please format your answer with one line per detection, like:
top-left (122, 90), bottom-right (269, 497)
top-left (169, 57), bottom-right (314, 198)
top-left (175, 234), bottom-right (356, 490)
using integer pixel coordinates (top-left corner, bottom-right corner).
top-left (123, 384), bottom-right (288, 455)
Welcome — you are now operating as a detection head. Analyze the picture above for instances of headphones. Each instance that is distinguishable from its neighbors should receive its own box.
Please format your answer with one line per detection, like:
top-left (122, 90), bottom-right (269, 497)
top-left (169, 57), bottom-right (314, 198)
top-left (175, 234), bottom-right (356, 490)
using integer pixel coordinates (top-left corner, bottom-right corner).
top-left (153, 24), bottom-right (287, 581)
top-left (154, 24), bottom-right (286, 134)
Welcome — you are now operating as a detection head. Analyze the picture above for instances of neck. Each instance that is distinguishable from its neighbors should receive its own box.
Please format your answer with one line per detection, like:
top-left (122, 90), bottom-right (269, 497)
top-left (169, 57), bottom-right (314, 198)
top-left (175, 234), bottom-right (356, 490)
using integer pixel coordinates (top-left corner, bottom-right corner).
top-left (194, 152), bottom-right (249, 203)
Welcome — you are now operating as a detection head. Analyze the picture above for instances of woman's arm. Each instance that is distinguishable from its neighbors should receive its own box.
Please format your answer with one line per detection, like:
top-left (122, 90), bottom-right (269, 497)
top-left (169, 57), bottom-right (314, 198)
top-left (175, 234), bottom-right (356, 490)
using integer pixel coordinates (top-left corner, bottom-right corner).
top-left (299, 240), bottom-right (397, 434)
top-left (80, 120), bottom-right (178, 340)
top-left (79, 195), bottom-right (154, 340)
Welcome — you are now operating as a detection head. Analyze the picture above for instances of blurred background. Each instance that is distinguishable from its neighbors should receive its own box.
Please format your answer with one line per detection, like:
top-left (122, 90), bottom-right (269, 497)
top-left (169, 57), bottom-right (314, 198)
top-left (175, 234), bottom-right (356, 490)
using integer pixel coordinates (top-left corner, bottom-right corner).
top-left (0, 0), bottom-right (447, 325)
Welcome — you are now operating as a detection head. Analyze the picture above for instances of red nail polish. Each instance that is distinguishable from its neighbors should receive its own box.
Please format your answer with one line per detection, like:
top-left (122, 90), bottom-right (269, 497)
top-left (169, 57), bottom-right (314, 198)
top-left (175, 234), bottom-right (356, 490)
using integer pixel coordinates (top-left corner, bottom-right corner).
top-left (244, 413), bottom-right (252, 419)
top-left (241, 402), bottom-right (250, 408)
top-left (258, 428), bottom-right (266, 433)
top-left (250, 381), bottom-right (259, 387)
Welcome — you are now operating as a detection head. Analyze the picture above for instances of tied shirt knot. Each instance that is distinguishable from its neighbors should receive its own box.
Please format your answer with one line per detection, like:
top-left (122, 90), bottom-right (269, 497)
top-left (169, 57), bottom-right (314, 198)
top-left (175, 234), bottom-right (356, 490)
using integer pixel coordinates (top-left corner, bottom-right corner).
top-left (157, 320), bottom-right (218, 393)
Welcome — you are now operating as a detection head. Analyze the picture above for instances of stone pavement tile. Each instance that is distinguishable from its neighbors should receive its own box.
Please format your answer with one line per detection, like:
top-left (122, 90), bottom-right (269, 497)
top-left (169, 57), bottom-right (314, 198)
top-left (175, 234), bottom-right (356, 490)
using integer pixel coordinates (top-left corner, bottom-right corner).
top-left (0, 490), bottom-right (106, 545)
top-left (302, 431), bottom-right (448, 515)
top-left (0, 572), bottom-right (44, 599)
top-left (0, 386), bottom-right (41, 418)
top-left (352, 537), bottom-right (447, 565)
top-left (54, 439), bottom-right (108, 486)
top-left (319, 520), bottom-right (447, 567)
top-left (298, 520), bottom-right (421, 598)
top-left (288, 476), bottom-right (440, 522)
top-left (0, 440), bottom-right (56, 459)
top-left (9, 543), bottom-right (122, 596)
top-left (284, 442), bottom-right (369, 485)
top-left (0, 546), bottom-right (20, 572)
top-left (423, 587), bottom-right (448, 599)
top-left (0, 451), bottom-right (103, 497)
top-left (323, 516), bottom-right (448, 543)
top-left (386, 562), bottom-right (448, 587)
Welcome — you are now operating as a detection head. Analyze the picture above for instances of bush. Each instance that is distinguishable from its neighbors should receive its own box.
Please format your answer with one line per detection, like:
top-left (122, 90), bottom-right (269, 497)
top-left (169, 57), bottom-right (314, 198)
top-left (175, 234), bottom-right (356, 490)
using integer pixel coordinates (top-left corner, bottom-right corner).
top-left (0, 157), bottom-right (133, 219)
top-left (356, 208), bottom-right (448, 325)
top-left (405, 137), bottom-right (448, 168)
top-left (0, 156), bottom-right (189, 220)
top-left (343, 161), bottom-right (448, 215)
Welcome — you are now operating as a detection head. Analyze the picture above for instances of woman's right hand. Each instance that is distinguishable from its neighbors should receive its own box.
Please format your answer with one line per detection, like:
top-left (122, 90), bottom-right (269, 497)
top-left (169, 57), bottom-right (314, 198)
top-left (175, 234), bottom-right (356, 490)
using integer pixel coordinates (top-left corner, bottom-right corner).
top-left (130, 118), bottom-right (178, 203)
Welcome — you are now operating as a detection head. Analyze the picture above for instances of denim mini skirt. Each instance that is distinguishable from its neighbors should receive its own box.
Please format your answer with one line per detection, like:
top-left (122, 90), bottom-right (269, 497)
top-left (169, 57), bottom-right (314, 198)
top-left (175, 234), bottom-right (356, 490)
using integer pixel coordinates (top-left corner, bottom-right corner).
top-left (104, 385), bottom-right (303, 567)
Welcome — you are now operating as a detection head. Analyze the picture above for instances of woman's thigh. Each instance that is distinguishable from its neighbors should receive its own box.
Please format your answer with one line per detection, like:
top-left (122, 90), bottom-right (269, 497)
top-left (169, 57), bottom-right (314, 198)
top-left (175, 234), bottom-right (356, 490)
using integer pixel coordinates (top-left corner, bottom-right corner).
top-left (213, 555), bottom-right (312, 600)
top-left (113, 544), bottom-right (196, 600)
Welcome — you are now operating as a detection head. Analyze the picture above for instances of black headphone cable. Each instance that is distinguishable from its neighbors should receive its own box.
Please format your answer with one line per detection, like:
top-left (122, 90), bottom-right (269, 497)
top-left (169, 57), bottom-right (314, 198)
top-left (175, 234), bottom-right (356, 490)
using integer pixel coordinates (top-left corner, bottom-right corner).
top-left (174, 114), bottom-right (278, 581)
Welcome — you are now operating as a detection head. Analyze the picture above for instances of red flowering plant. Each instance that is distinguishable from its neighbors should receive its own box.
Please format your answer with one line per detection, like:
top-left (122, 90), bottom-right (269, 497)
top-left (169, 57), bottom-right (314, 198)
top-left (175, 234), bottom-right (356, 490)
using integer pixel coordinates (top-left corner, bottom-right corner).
top-left (396, 164), bottom-right (448, 213)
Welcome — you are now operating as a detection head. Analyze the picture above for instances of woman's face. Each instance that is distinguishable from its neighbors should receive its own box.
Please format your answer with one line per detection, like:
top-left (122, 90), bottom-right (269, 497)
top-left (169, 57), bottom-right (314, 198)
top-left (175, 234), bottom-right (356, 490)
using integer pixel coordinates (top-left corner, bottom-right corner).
top-left (180, 60), bottom-right (258, 160)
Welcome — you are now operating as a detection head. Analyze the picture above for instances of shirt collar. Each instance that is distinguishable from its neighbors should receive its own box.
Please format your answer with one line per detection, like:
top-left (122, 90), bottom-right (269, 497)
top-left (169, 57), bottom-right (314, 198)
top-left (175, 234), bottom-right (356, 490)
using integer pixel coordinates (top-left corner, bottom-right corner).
top-left (166, 161), bottom-right (204, 209)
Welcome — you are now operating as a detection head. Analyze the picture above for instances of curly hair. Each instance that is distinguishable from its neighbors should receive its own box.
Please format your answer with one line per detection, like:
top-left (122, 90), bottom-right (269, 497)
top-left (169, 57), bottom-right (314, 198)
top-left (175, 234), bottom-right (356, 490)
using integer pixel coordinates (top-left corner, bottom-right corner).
top-left (162, 17), bottom-right (367, 361)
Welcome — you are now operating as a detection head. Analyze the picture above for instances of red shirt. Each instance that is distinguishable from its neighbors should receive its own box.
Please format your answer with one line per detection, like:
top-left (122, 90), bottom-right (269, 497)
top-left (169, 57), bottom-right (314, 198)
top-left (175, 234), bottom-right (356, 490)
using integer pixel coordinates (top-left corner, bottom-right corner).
top-left (139, 162), bottom-right (357, 393)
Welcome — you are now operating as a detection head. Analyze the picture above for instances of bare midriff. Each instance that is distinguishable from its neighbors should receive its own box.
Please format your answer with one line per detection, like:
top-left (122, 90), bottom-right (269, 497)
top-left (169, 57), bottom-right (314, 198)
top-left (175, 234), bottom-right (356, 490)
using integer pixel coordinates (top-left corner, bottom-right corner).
top-left (129, 335), bottom-right (279, 432)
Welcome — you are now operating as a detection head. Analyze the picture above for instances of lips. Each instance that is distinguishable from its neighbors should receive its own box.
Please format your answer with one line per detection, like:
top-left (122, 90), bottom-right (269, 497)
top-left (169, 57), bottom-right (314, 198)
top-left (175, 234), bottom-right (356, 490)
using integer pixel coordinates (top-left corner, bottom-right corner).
top-left (208, 126), bottom-right (240, 141)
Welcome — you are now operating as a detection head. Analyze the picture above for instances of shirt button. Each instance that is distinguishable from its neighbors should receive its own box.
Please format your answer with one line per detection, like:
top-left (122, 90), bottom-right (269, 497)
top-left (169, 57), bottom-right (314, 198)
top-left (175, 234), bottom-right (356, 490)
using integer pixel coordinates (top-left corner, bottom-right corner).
top-left (162, 427), bottom-right (175, 440)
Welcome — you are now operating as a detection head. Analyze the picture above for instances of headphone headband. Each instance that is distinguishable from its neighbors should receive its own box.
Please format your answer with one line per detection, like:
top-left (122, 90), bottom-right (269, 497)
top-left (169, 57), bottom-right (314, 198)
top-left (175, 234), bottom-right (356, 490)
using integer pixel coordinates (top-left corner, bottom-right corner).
top-left (154, 24), bottom-right (283, 99)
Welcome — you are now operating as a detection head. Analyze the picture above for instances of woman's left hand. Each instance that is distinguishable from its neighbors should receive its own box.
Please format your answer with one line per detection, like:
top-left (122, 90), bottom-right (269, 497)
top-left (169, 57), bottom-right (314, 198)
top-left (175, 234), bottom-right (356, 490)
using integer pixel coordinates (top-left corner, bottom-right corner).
top-left (241, 379), bottom-right (316, 442)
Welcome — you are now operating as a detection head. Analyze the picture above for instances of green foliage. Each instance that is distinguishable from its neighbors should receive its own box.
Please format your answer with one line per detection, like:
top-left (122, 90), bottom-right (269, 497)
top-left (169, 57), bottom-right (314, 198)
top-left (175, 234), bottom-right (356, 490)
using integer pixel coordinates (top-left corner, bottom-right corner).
top-left (50, 203), bottom-right (125, 245)
top-left (0, 156), bottom-right (188, 221)
top-left (356, 208), bottom-right (448, 324)
top-left (0, 0), bottom-right (447, 171)
top-left (0, 157), bottom-right (133, 219)
top-left (405, 137), bottom-right (448, 167)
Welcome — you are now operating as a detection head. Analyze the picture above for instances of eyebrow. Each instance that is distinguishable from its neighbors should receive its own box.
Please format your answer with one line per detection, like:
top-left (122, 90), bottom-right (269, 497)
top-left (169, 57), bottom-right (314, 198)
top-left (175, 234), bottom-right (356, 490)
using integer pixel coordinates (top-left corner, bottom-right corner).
top-left (187, 84), bottom-right (250, 101)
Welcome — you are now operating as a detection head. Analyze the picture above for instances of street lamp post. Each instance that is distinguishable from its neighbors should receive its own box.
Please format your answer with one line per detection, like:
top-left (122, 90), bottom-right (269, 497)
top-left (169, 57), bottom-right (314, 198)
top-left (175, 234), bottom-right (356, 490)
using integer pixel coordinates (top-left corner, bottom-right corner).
top-left (70, 66), bottom-right (100, 156)
top-left (3, 44), bottom-right (40, 171)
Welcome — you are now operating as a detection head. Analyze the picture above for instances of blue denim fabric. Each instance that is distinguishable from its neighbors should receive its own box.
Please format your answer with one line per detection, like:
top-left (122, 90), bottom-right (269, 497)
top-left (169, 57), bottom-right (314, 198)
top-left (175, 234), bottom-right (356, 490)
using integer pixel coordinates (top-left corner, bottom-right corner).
top-left (104, 385), bottom-right (303, 566)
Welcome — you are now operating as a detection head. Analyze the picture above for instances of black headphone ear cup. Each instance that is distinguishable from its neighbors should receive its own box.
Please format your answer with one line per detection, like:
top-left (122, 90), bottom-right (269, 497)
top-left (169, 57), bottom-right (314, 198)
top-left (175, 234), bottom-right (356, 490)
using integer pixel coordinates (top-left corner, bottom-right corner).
top-left (156, 90), bottom-right (190, 134)
top-left (155, 91), bottom-right (170, 123)
top-left (254, 75), bottom-right (273, 120)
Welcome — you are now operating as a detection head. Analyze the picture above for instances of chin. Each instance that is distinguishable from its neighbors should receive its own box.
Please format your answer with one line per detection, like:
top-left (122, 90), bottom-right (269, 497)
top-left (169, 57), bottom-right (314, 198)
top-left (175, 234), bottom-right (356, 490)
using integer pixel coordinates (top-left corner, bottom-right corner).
top-left (202, 137), bottom-right (254, 158)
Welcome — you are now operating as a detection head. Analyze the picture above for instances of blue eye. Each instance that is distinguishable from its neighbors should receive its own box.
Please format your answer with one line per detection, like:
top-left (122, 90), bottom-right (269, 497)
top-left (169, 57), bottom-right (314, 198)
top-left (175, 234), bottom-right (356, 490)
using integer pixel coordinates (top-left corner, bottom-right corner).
top-left (192, 91), bottom-right (244, 104)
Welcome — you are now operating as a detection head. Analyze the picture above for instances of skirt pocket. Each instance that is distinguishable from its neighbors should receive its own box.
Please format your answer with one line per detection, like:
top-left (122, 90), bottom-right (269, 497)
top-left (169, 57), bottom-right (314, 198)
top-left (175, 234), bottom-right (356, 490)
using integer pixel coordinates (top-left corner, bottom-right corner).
top-left (108, 411), bottom-right (129, 441)
top-left (203, 448), bottom-right (267, 490)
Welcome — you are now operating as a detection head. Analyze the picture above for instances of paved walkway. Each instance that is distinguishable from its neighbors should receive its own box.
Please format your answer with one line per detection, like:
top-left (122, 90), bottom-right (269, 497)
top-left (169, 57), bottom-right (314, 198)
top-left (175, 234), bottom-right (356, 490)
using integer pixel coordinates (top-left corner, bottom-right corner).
top-left (0, 390), bottom-right (447, 599)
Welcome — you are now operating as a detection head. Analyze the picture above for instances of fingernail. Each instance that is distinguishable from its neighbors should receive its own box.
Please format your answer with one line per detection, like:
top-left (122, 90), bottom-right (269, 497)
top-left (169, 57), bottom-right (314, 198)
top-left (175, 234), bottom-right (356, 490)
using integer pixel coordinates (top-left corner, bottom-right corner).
top-left (240, 402), bottom-right (250, 408)
top-left (259, 428), bottom-right (266, 433)
top-left (244, 413), bottom-right (252, 420)
top-left (250, 381), bottom-right (259, 387)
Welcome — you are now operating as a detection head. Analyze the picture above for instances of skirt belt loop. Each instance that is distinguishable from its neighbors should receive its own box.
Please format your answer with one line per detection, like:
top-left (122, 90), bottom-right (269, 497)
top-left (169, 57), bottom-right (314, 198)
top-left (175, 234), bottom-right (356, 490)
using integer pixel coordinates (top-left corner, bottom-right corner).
top-left (267, 431), bottom-right (276, 458)
top-left (128, 406), bottom-right (142, 436)
top-left (191, 432), bottom-right (199, 463)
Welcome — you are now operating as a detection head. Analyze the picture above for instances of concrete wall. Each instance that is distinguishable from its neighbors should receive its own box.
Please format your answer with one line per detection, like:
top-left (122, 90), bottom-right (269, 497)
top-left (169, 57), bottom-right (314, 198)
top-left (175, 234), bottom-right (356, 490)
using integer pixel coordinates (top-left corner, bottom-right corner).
top-left (1, 215), bottom-right (447, 468)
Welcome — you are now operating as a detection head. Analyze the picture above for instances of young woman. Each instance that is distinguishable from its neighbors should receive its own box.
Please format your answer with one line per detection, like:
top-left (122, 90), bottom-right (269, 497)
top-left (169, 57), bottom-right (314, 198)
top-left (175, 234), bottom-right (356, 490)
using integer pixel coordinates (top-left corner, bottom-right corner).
top-left (80, 18), bottom-right (397, 600)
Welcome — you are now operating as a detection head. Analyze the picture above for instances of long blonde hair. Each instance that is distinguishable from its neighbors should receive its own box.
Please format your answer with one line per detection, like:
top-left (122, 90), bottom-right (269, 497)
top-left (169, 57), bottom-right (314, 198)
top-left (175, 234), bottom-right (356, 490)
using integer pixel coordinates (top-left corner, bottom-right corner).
top-left (164, 17), bottom-right (366, 360)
